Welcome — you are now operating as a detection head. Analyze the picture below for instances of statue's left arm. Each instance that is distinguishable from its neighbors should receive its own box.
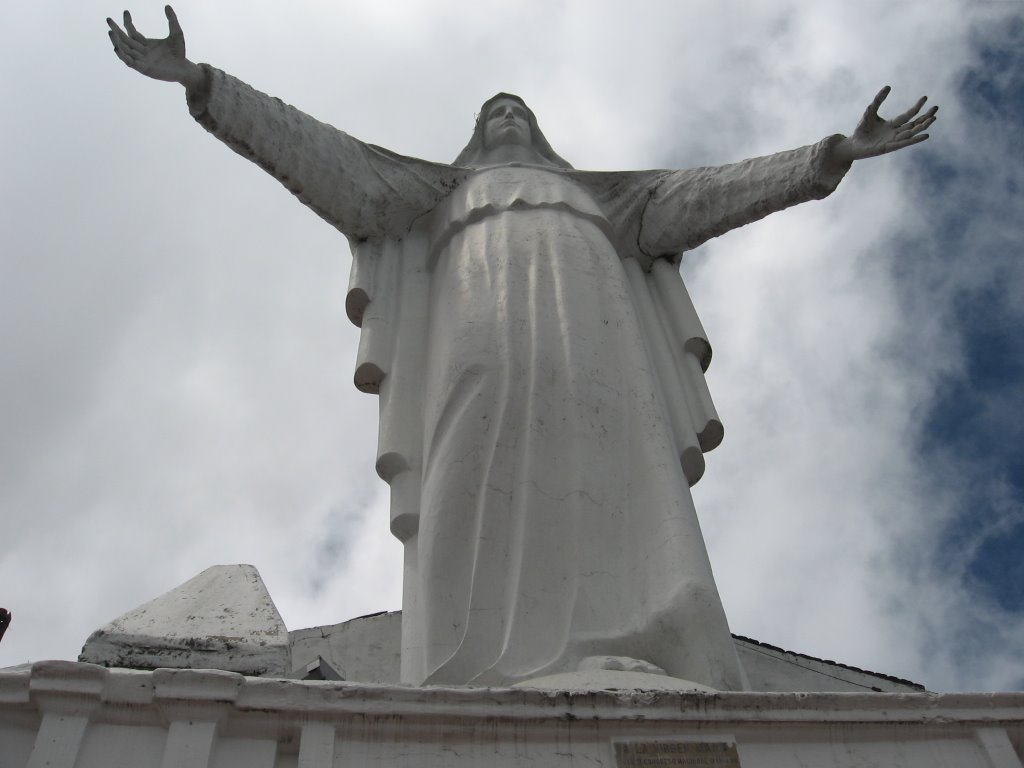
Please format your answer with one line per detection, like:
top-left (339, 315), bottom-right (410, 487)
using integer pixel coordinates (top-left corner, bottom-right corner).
top-left (639, 87), bottom-right (936, 259)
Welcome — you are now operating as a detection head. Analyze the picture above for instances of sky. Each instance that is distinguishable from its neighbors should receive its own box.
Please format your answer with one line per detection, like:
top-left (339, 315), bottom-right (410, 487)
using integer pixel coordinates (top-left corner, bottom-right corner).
top-left (1, 0), bottom-right (1022, 692)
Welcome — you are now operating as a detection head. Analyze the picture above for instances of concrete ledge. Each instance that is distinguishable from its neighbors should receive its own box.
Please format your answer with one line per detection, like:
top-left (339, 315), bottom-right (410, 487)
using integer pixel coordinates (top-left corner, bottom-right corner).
top-left (1, 662), bottom-right (1022, 767)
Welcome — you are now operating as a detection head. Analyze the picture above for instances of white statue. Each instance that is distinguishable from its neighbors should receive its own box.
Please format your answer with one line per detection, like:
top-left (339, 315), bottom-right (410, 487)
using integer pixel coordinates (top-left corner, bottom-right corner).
top-left (108, 7), bottom-right (937, 690)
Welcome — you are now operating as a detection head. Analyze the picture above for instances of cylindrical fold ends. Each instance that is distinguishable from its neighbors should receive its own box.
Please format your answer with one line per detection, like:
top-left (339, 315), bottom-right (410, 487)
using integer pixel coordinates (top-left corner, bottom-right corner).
top-left (346, 238), bottom-right (381, 327)
top-left (375, 451), bottom-right (409, 483)
top-left (681, 445), bottom-right (706, 486)
top-left (354, 360), bottom-right (385, 394)
top-left (650, 259), bottom-right (723, 453)
top-left (651, 259), bottom-right (712, 371)
top-left (623, 259), bottom-right (703, 486)
top-left (683, 352), bottom-right (724, 451)
top-left (388, 469), bottom-right (420, 542)
top-left (350, 240), bottom-right (402, 394)
top-left (369, 231), bottom-right (432, 543)
top-left (345, 286), bottom-right (370, 328)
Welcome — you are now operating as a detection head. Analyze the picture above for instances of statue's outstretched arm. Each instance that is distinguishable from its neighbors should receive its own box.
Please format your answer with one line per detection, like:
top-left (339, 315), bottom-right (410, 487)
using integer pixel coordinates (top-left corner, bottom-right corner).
top-left (107, 7), bottom-right (466, 241)
top-left (639, 87), bottom-right (938, 260)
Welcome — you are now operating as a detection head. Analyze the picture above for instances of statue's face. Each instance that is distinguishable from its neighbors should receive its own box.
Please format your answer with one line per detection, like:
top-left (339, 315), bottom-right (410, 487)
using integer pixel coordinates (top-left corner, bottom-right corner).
top-left (483, 98), bottom-right (532, 149)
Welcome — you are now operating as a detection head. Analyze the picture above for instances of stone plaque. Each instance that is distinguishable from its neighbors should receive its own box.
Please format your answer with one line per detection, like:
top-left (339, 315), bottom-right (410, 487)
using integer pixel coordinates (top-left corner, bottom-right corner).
top-left (614, 741), bottom-right (741, 767)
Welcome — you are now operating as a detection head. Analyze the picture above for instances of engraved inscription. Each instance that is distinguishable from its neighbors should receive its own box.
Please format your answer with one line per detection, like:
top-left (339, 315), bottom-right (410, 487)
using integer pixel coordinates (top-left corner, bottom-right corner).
top-left (614, 741), bottom-right (741, 768)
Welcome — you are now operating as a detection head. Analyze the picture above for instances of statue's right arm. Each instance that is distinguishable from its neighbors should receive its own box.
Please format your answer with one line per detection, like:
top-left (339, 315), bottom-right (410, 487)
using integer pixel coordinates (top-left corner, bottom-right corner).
top-left (107, 7), bottom-right (466, 241)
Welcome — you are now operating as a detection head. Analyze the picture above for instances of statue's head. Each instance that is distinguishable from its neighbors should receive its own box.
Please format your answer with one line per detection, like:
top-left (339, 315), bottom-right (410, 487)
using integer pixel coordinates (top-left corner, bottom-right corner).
top-left (454, 93), bottom-right (573, 169)
top-left (483, 96), bottom-right (533, 151)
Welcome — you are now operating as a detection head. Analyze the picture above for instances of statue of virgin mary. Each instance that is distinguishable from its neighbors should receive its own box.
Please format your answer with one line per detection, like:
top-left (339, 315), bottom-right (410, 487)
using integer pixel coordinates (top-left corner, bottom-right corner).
top-left (107, 7), bottom-right (936, 691)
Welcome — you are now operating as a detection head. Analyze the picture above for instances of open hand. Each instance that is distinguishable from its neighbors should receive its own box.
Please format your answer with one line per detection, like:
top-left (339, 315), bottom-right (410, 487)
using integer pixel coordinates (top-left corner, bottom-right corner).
top-left (835, 86), bottom-right (937, 164)
top-left (107, 5), bottom-right (202, 89)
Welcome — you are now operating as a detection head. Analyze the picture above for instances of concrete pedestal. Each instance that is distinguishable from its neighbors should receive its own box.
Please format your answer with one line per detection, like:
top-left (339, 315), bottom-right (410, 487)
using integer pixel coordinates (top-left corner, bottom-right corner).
top-left (2, 660), bottom-right (1022, 768)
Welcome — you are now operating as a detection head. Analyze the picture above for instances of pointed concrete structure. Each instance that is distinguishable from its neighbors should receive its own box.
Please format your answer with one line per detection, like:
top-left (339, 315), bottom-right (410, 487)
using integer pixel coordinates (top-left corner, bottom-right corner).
top-left (79, 564), bottom-right (290, 677)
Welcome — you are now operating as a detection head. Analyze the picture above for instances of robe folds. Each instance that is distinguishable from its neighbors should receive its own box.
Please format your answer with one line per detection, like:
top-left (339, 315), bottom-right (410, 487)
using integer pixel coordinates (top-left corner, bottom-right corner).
top-left (188, 66), bottom-right (850, 690)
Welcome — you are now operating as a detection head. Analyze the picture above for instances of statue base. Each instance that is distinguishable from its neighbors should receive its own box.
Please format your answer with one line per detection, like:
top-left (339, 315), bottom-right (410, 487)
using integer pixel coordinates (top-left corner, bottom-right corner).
top-left (515, 669), bottom-right (717, 693)
top-left (79, 564), bottom-right (927, 694)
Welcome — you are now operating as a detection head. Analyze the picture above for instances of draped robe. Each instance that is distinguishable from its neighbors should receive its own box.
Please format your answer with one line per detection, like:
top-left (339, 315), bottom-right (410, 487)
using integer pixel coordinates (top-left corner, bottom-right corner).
top-left (187, 67), bottom-right (850, 690)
